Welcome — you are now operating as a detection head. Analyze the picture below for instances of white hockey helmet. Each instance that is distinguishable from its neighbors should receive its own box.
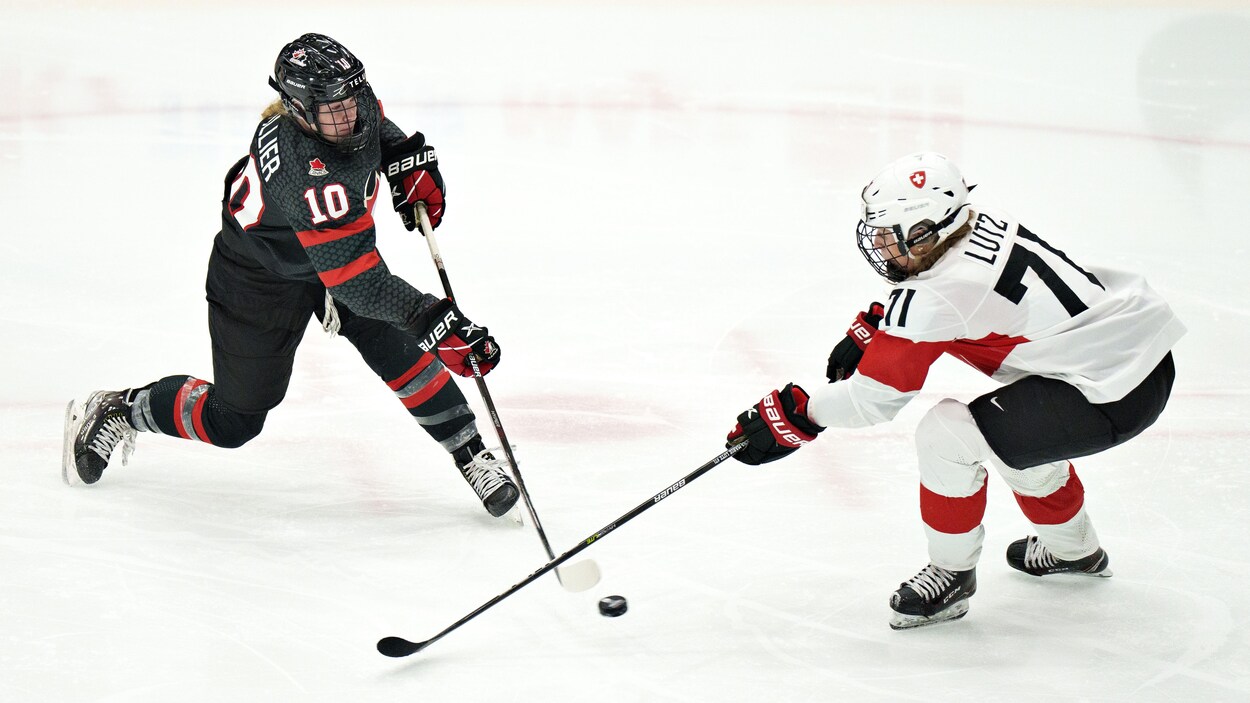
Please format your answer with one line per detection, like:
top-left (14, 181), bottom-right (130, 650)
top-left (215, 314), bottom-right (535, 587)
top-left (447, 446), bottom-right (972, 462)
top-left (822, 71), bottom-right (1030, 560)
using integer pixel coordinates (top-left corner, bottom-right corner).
top-left (856, 152), bottom-right (972, 282)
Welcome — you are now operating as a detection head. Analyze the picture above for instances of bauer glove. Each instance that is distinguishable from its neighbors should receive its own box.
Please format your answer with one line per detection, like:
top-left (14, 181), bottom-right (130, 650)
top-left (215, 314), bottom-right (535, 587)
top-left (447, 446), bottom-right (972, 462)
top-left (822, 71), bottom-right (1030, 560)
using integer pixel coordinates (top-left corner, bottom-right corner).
top-left (726, 383), bottom-right (824, 465)
top-left (404, 298), bottom-right (500, 377)
top-left (381, 132), bottom-right (445, 230)
top-left (826, 302), bottom-right (885, 382)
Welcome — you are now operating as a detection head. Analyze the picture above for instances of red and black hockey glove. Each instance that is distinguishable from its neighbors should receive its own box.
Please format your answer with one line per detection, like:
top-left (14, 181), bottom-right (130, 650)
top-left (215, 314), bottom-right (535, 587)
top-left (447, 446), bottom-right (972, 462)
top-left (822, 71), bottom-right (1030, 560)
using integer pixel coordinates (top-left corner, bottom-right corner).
top-left (405, 298), bottom-right (501, 377)
top-left (381, 132), bottom-right (445, 231)
top-left (726, 383), bottom-right (824, 465)
top-left (826, 302), bottom-right (885, 382)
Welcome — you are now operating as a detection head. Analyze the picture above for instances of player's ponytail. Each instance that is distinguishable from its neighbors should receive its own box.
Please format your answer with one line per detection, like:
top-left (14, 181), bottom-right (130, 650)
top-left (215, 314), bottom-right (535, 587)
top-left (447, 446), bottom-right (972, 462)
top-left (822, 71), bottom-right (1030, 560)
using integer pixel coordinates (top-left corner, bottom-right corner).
top-left (260, 98), bottom-right (287, 120)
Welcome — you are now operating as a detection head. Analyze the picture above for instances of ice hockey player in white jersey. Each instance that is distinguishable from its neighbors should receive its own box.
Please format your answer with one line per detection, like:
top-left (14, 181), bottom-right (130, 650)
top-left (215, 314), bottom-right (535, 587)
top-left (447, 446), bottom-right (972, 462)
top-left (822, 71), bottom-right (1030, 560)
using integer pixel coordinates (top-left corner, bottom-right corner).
top-left (725, 152), bottom-right (1185, 630)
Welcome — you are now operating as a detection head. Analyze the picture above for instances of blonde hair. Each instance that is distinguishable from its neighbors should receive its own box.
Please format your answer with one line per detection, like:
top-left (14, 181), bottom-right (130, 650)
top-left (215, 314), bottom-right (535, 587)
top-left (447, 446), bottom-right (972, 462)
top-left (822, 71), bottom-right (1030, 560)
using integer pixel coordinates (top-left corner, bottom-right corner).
top-left (910, 220), bottom-right (972, 275)
top-left (260, 98), bottom-right (288, 120)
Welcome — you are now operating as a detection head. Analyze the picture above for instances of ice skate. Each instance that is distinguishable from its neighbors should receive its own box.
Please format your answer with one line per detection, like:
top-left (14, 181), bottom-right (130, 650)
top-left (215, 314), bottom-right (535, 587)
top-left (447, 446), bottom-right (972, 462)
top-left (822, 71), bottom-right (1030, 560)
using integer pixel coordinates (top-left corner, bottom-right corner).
top-left (62, 390), bottom-right (137, 487)
top-left (889, 564), bottom-right (977, 630)
top-left (453, 440), bottom-right (519, 518)
top-left (1006, 536), bottom-right (1111, 577)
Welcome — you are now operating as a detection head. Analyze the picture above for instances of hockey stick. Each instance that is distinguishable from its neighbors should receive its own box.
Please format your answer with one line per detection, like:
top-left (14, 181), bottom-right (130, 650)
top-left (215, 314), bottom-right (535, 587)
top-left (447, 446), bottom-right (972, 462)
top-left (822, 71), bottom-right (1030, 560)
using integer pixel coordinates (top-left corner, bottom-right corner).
top-left (414, 203), bottom-right (600, 593)
top-left (378, 440), bottom-right (748, 657)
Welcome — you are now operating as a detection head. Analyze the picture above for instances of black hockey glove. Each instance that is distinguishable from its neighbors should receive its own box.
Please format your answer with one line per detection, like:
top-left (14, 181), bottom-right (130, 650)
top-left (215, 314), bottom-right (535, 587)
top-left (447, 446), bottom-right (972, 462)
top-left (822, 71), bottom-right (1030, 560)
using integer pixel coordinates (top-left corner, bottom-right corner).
top-left (404, 298), bottom-right (500, 377)
top-left (826, 302), bottom-right (885, 382)
top-left (726, 383), bottom-right (824, 465)
top-left (381, 132), bottom-right (445, 231)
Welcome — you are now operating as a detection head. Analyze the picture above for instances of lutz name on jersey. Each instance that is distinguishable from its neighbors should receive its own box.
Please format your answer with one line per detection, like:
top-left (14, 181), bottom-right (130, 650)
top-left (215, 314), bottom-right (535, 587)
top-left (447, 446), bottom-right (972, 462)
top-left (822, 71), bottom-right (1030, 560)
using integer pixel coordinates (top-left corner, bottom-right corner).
top-left (962, 212), bottom-right (1010, 267)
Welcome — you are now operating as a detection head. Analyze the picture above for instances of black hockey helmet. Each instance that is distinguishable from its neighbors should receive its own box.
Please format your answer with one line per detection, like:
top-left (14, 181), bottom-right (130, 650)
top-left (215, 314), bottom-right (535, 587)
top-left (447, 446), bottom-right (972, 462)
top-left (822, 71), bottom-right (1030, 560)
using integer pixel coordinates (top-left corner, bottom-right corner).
top-left (269, 33), bottom-right (378, 152)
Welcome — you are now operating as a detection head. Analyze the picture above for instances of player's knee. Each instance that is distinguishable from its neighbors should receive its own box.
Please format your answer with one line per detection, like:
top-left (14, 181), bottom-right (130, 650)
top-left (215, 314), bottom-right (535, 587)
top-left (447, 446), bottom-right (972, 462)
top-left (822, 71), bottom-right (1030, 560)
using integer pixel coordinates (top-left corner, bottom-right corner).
top-left (916, 399), bottom-right (992, 467)
top-left (210, 411), bottom-right (267, 448)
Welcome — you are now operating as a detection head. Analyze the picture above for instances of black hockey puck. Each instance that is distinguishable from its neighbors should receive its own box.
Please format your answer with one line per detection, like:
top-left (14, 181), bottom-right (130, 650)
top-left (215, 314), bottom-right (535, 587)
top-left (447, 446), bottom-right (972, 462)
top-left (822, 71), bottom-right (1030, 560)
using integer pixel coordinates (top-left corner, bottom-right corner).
top-left (598, 595), bottom-right (628, 617)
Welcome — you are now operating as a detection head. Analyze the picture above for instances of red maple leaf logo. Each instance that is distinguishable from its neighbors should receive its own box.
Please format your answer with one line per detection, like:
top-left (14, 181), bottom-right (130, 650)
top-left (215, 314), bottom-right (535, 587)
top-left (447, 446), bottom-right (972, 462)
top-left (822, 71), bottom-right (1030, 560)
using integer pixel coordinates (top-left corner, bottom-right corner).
top-left (310, 158), bottom-right (326, 170)
top-left (910, 170), bottom-right (926, 188)
top-left (308, 158), bottom-right (329, 176)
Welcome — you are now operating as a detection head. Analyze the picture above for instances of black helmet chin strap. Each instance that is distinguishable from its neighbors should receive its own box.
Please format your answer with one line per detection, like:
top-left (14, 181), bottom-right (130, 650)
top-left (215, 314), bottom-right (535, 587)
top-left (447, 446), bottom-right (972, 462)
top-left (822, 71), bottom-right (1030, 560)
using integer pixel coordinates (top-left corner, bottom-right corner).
top-left (917, 203), bottom-right (970, 245)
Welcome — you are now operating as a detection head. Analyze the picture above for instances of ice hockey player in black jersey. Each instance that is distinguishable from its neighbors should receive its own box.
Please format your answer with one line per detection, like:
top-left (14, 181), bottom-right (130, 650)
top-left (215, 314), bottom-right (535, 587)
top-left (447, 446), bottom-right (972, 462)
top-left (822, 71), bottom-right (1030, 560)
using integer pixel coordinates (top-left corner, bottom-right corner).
top-left (62, 33), bottom-right (519, 518)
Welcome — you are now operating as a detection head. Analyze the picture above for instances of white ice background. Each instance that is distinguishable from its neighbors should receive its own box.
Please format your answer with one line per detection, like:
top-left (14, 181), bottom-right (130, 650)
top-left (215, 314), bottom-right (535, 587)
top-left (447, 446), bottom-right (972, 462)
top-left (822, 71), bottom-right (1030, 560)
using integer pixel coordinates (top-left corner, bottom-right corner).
top-left (3, 1), bottom-right (1249, 700)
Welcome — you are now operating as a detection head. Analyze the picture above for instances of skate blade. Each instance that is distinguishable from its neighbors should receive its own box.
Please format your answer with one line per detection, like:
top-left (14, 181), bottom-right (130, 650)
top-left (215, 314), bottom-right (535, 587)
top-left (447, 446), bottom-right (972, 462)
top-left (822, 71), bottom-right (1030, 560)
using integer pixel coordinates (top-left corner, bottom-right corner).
top-left (504, 504), bottom-right (524, 526)
top-left (62, 400), bottom-right (83, 487)
top-left (1080, 568), bottom-right (1113, 578)
top-left (889, 600), bottom-right (970, 630)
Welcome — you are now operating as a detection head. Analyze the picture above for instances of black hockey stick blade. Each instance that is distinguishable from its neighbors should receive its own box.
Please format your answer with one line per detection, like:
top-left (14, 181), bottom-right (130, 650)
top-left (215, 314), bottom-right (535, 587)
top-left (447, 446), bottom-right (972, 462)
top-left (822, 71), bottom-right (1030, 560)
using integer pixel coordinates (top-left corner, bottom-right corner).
top-left (378, 636), bottom-right (426, 658)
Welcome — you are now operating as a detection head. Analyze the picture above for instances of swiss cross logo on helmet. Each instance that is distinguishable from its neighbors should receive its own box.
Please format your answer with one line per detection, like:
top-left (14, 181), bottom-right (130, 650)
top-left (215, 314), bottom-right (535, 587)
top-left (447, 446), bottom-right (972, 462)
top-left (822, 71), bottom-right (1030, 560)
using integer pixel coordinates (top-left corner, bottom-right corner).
top-left (910, 171), bottom-right (927, 188)
top-left (308, 158), bottom-right (328, 176)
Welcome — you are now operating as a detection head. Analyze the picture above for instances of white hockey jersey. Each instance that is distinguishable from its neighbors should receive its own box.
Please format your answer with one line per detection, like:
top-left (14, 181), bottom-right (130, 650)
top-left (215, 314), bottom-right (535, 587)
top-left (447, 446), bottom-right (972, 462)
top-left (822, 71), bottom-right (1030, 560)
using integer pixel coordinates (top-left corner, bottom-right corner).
top-left (807, 208), bottom-right (1186, 429)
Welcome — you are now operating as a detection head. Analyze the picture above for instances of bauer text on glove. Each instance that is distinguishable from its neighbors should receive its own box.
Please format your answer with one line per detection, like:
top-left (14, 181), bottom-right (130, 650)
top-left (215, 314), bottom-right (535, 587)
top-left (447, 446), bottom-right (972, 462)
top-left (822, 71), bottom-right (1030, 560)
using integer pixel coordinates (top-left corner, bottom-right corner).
top-left (826, 302), bottom-right (885, 382)
top-left (404, 298), bottom-right (500, 377)
top-left (726, 383), bottom-right (824, 465)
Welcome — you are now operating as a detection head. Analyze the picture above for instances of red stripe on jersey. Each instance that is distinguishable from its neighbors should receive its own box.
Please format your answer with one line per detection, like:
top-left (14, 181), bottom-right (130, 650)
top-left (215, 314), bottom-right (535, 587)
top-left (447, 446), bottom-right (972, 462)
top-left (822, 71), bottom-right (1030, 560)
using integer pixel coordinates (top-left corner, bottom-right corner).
top-left (387, 353), bottom-right (437, 391)
top-left (173, 378), bottom-right (207, 440)
top-left (191, 391), bottom-right (213, 445)
top-left (400, 369), bottom-right (452, 409)
top-left (921, 481), bottom-right (987, 534)
top-left (947, 333), bottom-right (1030, 377)
top-left (317, 250), bottom-right (381, 287)
top-left (1013, 466), bottom-right (1084, 525)
top-left (857, 332), bottom-right (949, 393)
top-left (296, 213), bottom-right (375, 247)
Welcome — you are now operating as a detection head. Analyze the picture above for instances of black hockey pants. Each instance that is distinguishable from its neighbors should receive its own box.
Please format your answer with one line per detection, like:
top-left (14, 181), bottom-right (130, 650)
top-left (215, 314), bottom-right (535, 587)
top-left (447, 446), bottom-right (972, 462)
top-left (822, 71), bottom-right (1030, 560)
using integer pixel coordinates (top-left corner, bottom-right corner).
top-left (969, 352), bottom-right (1176, 470)
top-left (130, 233), bottom-right (477, 451)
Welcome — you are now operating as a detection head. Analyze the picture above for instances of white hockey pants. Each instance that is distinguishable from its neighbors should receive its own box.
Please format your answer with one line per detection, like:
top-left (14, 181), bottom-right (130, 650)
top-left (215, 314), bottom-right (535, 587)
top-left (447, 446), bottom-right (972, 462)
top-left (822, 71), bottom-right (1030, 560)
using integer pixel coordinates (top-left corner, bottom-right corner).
top-left (914, 398), bottom-right (1101, 571)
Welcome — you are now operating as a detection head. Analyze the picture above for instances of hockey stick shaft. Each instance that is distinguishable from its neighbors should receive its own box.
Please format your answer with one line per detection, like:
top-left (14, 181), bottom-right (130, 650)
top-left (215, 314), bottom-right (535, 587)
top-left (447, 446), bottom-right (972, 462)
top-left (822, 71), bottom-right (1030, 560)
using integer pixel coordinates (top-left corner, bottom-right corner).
top-left (414, 204), bottom-right (575, 577)
top-left (377, 441), bottom-right (748, 657)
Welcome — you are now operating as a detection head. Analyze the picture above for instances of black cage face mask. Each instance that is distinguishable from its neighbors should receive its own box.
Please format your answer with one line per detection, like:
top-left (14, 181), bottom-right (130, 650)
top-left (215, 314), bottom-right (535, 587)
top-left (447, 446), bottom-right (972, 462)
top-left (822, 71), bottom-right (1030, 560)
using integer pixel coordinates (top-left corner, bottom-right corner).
top-left (303, 83), bottom-right (377, 152)
top-left (856, 220), bottom-right (938, 283)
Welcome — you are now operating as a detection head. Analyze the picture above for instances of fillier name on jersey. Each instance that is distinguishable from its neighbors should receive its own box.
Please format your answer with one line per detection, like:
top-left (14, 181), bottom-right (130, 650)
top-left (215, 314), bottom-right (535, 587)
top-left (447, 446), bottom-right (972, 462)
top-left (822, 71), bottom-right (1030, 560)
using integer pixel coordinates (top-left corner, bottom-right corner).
top-left (808, 208), bottom-right (1186, 429)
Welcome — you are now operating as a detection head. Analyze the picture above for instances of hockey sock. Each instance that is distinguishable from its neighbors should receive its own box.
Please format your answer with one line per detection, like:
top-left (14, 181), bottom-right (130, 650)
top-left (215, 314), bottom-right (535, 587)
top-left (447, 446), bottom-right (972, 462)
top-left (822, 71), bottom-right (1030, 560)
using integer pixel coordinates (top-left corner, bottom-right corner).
top-left (385, 356), bottom-right (479, 453)
top-left (129, 375), bottom-right (266, 448)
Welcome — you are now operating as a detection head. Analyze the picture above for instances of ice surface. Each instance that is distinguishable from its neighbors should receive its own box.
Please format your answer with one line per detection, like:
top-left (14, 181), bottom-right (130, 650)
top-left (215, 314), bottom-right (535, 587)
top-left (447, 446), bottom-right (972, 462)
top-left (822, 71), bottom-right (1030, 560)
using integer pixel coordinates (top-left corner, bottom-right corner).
top-left (3, 1), bottom-right (1249, 701)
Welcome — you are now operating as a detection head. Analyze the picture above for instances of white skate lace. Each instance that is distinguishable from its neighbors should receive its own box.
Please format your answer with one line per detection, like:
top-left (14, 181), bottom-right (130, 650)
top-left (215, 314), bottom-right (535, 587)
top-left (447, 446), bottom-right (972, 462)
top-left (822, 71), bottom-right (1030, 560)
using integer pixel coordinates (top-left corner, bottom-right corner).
top-left (460, 449), bottom-right (511, 500)
top-left (904, 564), bottom-right (957, 601)
top-left (1023, 537), bottom-right (1058, 570)
top-left (90, 415), bottom-right (137, 467)
top-left (322, 290), bottom-right (341, 337)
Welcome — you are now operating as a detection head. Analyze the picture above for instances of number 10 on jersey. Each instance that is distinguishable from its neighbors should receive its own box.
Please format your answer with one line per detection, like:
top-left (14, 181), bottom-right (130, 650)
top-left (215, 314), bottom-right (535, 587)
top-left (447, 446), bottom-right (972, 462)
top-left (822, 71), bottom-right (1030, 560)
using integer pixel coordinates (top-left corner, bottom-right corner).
top-left (303, 184), bottom-right (350, 224)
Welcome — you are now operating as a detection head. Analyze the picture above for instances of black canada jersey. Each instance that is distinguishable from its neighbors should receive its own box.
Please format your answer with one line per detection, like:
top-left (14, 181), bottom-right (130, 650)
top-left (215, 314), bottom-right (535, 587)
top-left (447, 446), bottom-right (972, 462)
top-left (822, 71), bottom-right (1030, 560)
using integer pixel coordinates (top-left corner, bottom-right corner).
top-left (218, 111), bottom-right (437, 328)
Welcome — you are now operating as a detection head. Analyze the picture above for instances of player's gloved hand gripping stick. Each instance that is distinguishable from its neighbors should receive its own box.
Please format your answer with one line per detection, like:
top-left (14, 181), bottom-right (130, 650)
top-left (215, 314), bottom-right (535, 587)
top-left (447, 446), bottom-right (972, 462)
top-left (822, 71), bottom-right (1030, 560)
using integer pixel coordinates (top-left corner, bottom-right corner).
top-left (382, 132), bottom-right (445, 230)
top-left (413, 202), bottom-right (601, 593)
